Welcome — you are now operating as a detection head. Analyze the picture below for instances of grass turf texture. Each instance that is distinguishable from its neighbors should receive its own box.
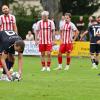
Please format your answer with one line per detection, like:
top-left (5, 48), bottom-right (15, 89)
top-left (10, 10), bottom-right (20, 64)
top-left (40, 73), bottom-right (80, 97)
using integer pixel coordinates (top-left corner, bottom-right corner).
top-left (0, 56), bottom-right (100, 100)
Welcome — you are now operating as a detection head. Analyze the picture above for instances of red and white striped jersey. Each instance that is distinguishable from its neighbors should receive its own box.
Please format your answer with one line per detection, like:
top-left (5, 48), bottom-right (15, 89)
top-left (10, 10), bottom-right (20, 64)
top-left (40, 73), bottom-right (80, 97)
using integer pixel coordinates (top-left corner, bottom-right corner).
top-left (60, 22), bottom-right (77, 44)
top-left (0, 14), bottom-right (16, 31)
top-left (36, 19), bottom-right (55, 44)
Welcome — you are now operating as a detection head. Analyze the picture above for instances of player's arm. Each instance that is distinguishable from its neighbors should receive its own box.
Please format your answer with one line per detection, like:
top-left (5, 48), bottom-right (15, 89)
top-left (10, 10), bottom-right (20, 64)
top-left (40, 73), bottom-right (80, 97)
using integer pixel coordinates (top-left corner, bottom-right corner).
top-left (51, 21), bottom-right (56, 45)
top-left (97, 40), bottom-right (100, 44)
top-left (60, 29), bottom-right (64, 44)
top-left (52, 29), bottom-right (55, 45)
top-left (18, 53), bottom-right (23, 77)
top-left (80, 30), bottom-right (88, 40)
top-left (35, 22), bottom-right (39, 45)
top-left (13, 23), bottom-right (18, 33)
top-left (13, 16), bottom-right (18, 33)
top-left (35, 30), bottom-right (39, 45)
top-left (1, 52), bottom-right (11, 79)
top-left (73, 30), bottom-right (79, 41)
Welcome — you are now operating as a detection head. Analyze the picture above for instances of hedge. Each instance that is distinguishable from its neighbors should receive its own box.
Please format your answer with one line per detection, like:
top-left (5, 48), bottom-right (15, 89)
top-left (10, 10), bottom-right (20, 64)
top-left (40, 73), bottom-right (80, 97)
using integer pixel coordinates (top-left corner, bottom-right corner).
top-left (16, 16), bottom-right (35, 39)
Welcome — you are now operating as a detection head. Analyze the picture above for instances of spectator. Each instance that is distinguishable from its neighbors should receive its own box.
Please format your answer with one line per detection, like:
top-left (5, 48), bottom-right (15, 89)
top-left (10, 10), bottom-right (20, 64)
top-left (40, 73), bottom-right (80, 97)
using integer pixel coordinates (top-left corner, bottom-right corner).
top-left (76, 16), bottom-right (85, 40)
top-left (54, 31), bottom-right (60, 42)
top-left (59, 15), bottom-right (65, 30)
top-left (32, 19), bottom-right (38, 40)
top-left (25, 31), bottom-right (34, 41)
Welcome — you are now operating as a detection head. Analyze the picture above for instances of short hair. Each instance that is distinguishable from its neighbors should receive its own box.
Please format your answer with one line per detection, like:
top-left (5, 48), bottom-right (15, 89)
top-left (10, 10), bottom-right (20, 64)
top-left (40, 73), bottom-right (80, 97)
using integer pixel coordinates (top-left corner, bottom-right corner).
top-left (15, 40), bottom-right (25, 53)
top-left (65, 13), bottom-right (71, 18)
top-left (2, 5), bottom-right (9, 9)
top-left (41, 11), bottom-right (49, 16)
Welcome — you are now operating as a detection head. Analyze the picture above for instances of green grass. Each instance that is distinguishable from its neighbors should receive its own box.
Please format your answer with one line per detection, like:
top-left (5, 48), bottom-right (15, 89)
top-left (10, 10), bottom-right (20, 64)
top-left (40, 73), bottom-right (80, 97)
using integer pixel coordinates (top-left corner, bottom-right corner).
top-left (0, 56), bottom-right (100, 100)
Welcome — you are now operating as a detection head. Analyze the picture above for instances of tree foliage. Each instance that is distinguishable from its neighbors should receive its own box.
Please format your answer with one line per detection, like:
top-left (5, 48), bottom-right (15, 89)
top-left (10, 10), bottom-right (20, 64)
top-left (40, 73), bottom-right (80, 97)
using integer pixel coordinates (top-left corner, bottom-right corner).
top-left (60, 0), bottom-right (100, 15)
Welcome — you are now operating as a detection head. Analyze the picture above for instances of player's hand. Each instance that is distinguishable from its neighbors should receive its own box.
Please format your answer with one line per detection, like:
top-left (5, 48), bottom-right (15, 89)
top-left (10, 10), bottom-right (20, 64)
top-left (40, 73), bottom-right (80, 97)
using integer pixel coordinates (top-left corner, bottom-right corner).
top-left (97, 40), bottom-right (100, 44)
top-left (6, 72), bottom-right (12, 80)
top-left (35, 41), bottom-right (39, 46)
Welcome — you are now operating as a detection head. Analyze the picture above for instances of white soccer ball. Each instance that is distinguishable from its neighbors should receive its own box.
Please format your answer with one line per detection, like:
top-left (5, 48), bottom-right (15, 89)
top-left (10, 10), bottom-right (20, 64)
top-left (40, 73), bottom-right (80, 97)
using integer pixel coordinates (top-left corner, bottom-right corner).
top-left (12, 72), bottom-right (20, 81)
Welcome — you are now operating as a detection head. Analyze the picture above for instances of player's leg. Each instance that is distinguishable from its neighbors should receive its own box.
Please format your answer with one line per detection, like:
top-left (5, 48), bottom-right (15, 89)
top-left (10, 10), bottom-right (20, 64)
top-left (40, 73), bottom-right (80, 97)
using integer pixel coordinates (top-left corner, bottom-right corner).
top-left (7, 54), bottom-right (15, 73)
top-left (46, 51), bottom-right (51, 71)
top-left (54, 44), bottom-right (65, 70)
top-left (46, 44), bottom-right (52, 71)
top-left (3, 54), bottom-right (14, 74)
top-left (90, 44), bottom-right (97, 69)
top-left (41, 51), bottom-right (46, 71)
top-left (0, 60), bottom-right (3, 71)
top-left (0, 54), bottom-right (14, 81)
top-left (39, 44), bottom-right (46, 71)
top-left (64, 52), bottom-right (71, 70)
top-left (95, 43), bottom-right (100, 66)
top-left (64, 43), bottom-right (73, 70)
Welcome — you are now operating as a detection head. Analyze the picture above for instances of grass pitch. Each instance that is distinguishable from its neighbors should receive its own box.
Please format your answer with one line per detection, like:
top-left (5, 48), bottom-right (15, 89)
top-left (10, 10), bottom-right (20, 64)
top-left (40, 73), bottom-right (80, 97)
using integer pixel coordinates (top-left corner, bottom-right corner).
top-left (0, 56), bottom-right (100, 100)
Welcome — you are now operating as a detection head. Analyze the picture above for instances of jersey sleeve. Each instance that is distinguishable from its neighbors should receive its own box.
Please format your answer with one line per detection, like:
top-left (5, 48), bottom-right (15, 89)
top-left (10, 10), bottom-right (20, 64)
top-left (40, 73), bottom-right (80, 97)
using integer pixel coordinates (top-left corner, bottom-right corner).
top-left (71, 22), bottom-right (77, 31)
top-left (36, 21), bottom-right (40, 31)
top-left (51, 21), bottom-right (55, 30)
top-left (12, 15), bottom-right (16, 24)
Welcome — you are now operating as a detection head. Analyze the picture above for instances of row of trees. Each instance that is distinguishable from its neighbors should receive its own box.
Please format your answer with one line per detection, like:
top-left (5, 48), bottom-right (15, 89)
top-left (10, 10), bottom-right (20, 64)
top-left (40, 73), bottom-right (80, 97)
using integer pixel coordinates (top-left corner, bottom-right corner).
top-left (1, 0), bottom-right (100, 16)
top-left (60, 0), bottom-right (100, 15)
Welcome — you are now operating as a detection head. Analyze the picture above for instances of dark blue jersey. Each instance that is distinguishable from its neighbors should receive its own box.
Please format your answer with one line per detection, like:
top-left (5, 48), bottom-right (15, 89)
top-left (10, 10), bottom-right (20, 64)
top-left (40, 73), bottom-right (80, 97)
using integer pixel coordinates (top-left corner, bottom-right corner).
top-left (0, 30), bottom-right (22, 54)
top-left (88, 23), bottom-right (100, 43)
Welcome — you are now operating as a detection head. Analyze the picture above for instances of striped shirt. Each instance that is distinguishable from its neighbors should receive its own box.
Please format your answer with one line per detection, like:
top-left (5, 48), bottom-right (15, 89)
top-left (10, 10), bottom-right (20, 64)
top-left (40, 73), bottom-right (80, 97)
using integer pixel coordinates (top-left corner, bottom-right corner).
top-left (0, 14), bottom-right (16, 31)
top-left (60, 22), bottom-right (77, 44)
top-left (36, 19), bottom-right (55, 44)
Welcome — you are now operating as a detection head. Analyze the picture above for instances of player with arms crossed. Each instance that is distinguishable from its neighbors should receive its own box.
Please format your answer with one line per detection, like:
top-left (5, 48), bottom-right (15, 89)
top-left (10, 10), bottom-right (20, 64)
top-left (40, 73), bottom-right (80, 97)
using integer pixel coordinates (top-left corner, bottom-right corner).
top-left (36, 11), bottom-right (55, 71)
top-left (55, 13), bottom-right (79, 70)
top-left (0, 30), bottom-right (25, 81)
top-left (81, 16), bottom-right (100, 69)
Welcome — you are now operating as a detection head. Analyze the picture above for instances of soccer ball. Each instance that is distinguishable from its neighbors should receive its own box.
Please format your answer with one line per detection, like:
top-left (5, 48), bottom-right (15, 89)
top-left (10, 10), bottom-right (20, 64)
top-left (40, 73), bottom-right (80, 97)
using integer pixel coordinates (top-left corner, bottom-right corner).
top-left (12, 72), bottom-right (20, 81)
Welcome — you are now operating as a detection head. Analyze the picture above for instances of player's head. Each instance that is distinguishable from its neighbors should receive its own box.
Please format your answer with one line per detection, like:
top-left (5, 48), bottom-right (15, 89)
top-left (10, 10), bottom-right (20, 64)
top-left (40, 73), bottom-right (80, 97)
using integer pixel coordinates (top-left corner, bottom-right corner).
top-left (14, 40), bottom-right (25, 53)
top-left (91, 17), bottom-right (97, 25)
top-left (97, 16), bottom-right (100, 23)
top-left (2, 5), bottom-right (9, 15)
top-left (64, 13), bottom-right (71, 22)
top-left (41, 11), bottom-right (49, 21)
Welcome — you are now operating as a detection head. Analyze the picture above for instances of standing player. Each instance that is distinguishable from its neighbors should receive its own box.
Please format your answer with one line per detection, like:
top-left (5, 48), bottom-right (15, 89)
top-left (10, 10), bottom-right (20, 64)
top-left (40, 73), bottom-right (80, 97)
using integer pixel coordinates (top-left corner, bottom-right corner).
top-left (0, 5), bottom-right (18, 32)
top-left (0, 5), bottom-right (18, 72)
top-left (36, 11), bottom-right (55, 71)
top-left (55, 13), bottom-right (79, 70)
top-left (80, 16), bottom-right (100, 69)
top-left (0, 30), bottom-right (25, 81)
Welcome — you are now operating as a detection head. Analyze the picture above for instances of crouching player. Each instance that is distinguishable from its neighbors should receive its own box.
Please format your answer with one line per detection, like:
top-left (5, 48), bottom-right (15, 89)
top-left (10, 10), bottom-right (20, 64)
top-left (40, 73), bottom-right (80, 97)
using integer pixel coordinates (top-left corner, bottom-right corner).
top-left (0, 30), bottom-right (25, 81)
top-left (55, 13), bottom-right (79, 70)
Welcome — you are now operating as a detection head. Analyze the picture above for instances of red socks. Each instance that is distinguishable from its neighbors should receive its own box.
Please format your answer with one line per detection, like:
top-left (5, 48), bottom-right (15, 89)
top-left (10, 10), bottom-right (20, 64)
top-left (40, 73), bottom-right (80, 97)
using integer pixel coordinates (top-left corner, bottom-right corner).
top-left (42, 61), bottom-right (45, 67)
top-left (58, 55), bottom-right (62, 64)
top-left (67, 57), bottom-right (70, 65)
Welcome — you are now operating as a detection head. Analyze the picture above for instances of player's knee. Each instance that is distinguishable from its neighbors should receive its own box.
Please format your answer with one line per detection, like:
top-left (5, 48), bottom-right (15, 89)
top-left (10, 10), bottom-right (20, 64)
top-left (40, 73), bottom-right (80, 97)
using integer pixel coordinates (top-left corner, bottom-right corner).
top-left (47, 53), bottom-right (51, 58)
